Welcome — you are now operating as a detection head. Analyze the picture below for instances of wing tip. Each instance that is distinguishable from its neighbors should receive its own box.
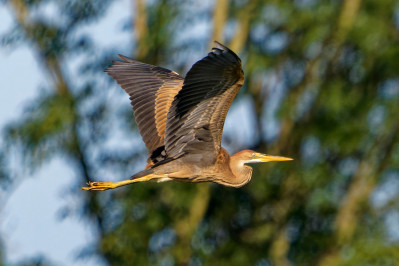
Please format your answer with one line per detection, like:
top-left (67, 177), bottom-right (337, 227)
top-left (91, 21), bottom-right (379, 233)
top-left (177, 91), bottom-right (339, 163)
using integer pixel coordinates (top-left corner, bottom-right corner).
top-left (103, 54), bottom-right (134, 73)
top-left (118, 54), bottom-right (134, 62)
top-left (212, 40), bottom-right (241, 62)
top-left (213, 40), bottom-right (227, 50)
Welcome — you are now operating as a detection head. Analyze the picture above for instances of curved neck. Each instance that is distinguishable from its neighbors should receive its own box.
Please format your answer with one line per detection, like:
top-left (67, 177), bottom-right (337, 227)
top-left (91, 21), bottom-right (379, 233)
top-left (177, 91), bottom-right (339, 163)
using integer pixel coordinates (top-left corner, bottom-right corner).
top-left (226, 153), bottom-right (253, 187)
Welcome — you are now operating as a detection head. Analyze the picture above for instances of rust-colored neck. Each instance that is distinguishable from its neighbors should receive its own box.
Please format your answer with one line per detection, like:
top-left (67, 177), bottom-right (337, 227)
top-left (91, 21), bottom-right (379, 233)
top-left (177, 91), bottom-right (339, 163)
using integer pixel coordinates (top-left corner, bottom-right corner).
top-left (228, 153), bottom-right (253, 187)
top-left (213, 148), bottom-right (253, 187)
top-left (217, 151), bottom-right (252, 187)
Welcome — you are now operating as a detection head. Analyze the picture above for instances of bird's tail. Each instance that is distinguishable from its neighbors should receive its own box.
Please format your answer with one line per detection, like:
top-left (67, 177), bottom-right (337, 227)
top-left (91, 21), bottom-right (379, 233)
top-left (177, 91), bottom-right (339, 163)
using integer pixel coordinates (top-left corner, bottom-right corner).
top-left (130, 169), bottom-right (154, 180)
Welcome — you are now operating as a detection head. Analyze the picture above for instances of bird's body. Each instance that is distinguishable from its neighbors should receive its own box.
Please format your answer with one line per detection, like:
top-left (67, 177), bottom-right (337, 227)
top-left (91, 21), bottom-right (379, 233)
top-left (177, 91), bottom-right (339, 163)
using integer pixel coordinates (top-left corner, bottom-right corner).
top-left (143, 148), bottom-right (252, 187)
top-left (82, 42), bottom-right (292, 191)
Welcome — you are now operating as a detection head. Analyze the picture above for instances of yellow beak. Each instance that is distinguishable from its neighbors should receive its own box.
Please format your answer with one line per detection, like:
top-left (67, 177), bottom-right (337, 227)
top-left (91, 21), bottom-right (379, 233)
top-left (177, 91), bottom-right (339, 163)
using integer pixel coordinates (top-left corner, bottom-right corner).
top-left (253, 152), bottom-right (293, 162)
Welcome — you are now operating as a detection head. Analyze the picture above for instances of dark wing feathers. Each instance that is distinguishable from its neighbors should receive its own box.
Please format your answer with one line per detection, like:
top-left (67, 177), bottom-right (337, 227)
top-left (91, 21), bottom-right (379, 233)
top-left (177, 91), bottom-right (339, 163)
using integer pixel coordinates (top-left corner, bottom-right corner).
top-left (105, 55), bottom-right (183, 155)
top-left (164, 42), bottom-right (244, 164)
top-left (174, 49), bottom-right (240, 117)
top-left (106, 43), bottom-right (243, 168)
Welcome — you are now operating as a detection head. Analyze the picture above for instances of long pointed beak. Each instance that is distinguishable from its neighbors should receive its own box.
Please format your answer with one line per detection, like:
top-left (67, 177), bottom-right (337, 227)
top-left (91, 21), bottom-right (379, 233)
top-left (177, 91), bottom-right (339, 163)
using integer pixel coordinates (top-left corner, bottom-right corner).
top-left (253, 152), bottom-right (293, 162)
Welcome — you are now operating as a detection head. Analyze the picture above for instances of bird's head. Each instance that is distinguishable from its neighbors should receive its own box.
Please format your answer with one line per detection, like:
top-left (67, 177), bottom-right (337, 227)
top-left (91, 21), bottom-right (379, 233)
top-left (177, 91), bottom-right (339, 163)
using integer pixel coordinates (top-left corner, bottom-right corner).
top-left (224, 149), bottom-right (293, 188)
top-left (235, 149), bottom-right (293, 164)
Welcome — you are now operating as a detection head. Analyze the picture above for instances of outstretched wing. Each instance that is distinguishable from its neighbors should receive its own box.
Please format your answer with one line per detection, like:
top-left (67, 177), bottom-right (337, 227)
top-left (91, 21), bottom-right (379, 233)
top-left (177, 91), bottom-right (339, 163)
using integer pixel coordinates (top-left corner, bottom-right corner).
top-left (105, 55), bottom-right (184, 155)
top-left (164, 42), bottom-right (244, 165)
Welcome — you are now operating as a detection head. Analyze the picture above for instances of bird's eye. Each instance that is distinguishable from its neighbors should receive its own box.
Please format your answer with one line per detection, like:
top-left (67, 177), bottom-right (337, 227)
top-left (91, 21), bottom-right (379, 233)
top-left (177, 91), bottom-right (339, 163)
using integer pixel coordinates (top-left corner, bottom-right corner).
top-left (252, 153), bottom-right (256, 158)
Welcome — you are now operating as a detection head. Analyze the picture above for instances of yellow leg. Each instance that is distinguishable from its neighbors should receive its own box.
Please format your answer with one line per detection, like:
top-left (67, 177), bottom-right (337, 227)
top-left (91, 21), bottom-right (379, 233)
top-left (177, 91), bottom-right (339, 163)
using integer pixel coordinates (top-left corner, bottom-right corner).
top-left (81, 174), bottom-right (167, 191)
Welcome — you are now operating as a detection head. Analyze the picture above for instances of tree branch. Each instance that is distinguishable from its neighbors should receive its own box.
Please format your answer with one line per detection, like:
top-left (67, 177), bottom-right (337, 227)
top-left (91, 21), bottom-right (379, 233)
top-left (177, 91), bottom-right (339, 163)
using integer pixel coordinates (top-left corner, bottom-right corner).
top-left (211, 0), bottom-right (229, 44)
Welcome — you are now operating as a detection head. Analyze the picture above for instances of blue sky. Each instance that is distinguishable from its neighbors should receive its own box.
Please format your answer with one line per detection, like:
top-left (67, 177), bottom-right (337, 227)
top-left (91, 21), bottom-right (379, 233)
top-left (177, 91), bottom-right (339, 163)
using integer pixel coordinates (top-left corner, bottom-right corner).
top-left (0, 1), bottom-right (131, 265)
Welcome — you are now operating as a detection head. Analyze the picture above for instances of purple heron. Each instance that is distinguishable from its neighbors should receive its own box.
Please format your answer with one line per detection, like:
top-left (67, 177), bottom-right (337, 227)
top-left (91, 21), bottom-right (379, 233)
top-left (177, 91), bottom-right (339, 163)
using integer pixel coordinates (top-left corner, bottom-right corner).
top-left (82, 42), bottom-right (292, 191)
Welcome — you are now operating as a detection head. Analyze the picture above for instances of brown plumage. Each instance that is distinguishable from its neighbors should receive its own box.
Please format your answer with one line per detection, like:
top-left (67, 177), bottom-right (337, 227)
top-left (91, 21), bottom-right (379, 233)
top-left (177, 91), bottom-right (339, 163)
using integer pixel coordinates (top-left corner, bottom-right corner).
top-left (82, 42), bottom-right (292, 191)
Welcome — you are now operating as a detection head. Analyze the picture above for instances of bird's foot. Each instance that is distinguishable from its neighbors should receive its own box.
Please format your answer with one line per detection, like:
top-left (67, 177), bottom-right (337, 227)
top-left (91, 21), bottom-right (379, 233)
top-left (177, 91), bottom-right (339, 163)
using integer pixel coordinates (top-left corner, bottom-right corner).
top-left (81, 174), bottom-right (164, 191)
top-left (81, 181), bottom-right (117, 191)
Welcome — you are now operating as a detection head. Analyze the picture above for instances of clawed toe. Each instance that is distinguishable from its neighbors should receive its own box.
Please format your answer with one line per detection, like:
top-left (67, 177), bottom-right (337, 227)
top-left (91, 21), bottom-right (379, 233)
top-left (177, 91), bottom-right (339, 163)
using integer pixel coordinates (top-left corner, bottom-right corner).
top-left (81, 181), bottom-right (114, 191)
top-left (80, 177), bottom-right (147, 191)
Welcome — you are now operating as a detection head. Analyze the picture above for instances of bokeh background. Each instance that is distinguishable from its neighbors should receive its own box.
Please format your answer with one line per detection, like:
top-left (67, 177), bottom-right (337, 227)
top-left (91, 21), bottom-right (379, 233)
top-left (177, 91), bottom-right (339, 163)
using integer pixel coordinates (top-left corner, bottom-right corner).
top-left (1, 0), bottom-right (399, 265)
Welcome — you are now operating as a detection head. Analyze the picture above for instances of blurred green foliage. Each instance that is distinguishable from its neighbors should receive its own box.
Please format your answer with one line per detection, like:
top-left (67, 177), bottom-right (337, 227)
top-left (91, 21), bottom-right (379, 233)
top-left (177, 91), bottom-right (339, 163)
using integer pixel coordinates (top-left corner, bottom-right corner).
top-left (2, 0), bottom-right (399, 265)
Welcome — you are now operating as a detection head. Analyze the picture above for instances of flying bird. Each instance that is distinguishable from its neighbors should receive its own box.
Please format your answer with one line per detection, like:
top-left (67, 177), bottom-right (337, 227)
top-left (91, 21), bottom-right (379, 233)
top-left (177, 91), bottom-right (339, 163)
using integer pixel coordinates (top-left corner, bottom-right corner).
top-left (82, 42), bottom-right (292, 191)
